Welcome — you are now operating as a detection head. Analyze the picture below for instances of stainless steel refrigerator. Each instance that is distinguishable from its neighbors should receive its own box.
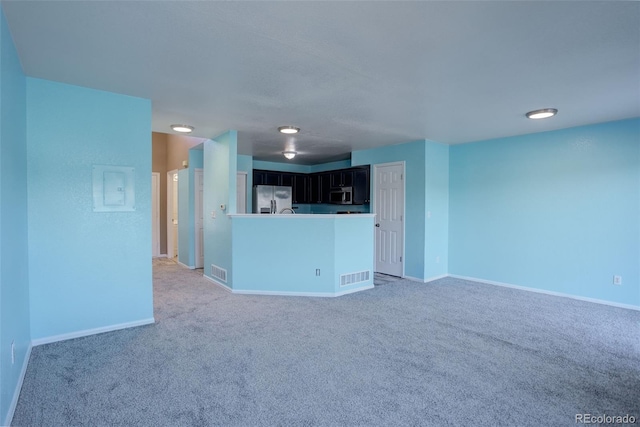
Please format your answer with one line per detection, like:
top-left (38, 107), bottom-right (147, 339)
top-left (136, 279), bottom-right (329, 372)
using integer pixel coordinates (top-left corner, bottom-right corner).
top-left (253, 185), bottom-right (292, 214)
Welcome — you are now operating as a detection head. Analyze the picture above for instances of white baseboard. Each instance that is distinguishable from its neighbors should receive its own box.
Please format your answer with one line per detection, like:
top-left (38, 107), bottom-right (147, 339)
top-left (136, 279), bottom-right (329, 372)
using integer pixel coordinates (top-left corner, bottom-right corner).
top-left (31, 317), bottom-right (156, 347)
top-left (232, 289), bottom-right (336, 297)
top-left (4, 342), bottom-right (32, 427)
top-left (404, 274), bottom-right (448, 283)
top-left (177, 261), bottom-right (195, 269)
top-left (334, 284), bottom-right (374, 296)
top-left (203, 274), bottom-right (232, 292)
top-left (449, 275), bottom-right (640, 311)
top-left (204, 275), bottom-right (373, 297)
top-left (153, 254), bottom-right (167, 258)
top-left (232, 286), bottom-right (373, 297)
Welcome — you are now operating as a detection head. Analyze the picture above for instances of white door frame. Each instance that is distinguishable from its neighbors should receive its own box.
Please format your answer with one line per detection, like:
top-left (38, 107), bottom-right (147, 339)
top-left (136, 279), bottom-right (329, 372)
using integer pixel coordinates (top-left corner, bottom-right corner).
top-left (195, 168), bottom-right (204, 269)
top-left (167, 169), bottom-right (179, 260)
top-left (152, 172), bottom-right (160, 257)
top-left (373, 161), bottom-right (406, 277)
top-left (237, 171), bottom-right (247, 214)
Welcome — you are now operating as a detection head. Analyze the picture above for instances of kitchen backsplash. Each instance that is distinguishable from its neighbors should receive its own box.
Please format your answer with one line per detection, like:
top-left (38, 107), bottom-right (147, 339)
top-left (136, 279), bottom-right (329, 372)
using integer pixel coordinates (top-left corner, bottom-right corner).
top-left (292, 204), bottom-right (370, 214)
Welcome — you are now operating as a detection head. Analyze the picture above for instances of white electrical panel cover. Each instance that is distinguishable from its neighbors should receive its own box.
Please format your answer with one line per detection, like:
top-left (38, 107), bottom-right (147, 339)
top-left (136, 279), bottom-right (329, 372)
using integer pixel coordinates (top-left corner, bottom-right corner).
top-left (92, 165), bottom-right (136, 212)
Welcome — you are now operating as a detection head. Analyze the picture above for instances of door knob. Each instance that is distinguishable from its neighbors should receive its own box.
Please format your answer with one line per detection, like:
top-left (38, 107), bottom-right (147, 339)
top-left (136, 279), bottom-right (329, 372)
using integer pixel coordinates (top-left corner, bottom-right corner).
top-left (375, 223), bottom-right (380, 227)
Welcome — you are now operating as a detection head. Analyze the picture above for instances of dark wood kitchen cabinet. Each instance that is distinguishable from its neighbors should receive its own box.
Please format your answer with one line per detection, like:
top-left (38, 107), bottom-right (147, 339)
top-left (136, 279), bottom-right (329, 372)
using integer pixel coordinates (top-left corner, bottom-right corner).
top-left (254, 165), bottom-right (369, 205)
top-left (328, 166), bottom-right (368, 203)
top-left (330, 169), bottom-right (354, 188)
top-left (292, 173), bottom-right (310, 204)
top-left (253, 170), bottom-right (310, 203)
top-left (280, 172), bottom-right (294, 187)
top-left (352, 166), bottom-right (370, 204)
top-left (253, 170), bottom-right (280, 186)
top-left (310, 174), bottom-right (320, 203)
top-left (311, 172), bottom-right (331, 203)
top-left (279, 172), bottom-right (309, 204)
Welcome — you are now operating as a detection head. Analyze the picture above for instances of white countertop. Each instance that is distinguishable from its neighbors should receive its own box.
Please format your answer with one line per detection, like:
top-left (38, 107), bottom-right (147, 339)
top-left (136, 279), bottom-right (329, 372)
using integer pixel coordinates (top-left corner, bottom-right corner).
top-left (228, 213), bottom-right (376, 218)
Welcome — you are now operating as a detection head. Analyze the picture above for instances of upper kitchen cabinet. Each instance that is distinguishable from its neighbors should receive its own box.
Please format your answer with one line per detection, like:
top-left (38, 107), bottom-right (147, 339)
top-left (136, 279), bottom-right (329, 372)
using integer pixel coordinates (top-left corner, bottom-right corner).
top-left (330, 169), bottom-right (354, 188)
top-left (253, 170), bottom-right (310, 204)
top-left (311, 172), bottom-right (331, 204)
top-left (280, 172), bottom-right (294, 187)
top-left (280, 172), bottom-right (309, 203)
top-left (253, 170), bottom-right (280, 186)
top-left (352, 166), bottom-right (370, 204)
top-left (292, 174), bottom-right (310, 204)
top-left (327, 166), bottom-right (369, 204)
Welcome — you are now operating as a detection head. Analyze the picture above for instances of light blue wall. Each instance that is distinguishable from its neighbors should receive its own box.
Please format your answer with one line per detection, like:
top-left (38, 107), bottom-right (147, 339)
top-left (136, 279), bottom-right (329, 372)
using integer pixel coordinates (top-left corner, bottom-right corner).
top-left (449, 119), bottom-right (640, 307)
top-left (177, 168), bottom-right (192, 267)
top-left (253, 159), bottom-right (310, 173)
top-left (0, 8), bottom-right (30, 425)
top-left (177, 150), bottom-right (203, 268)
top-left (232, 217), bottom-right (336, 293)
top-left (203, 131), bottom-right (237, 286)
top-left (189, 150), bottom-right (203, 265)
top-left (237, 154), bottom-right (252, 173)
top-left (333, 216), bottom-right (375, 293)
top-left (309, 159), bottom-right (351, 173)
top-left (352, 140), bottom-right (427, 280)
top-left (424, 141), bottom-right (449, 280)
top-left (252, 159), bottom-right (351, 174)
top-left (27, 78), bottom-right (154, 340)
top-left (190, 149), bottom-right (203, 170)
top-left (231, 215), bottom-right (374, 294)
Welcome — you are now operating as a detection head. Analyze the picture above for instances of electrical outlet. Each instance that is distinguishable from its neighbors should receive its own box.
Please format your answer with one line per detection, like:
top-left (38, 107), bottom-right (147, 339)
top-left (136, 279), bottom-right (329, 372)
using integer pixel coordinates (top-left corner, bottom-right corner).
top-left (613, 275), bottom-right (622, 285)
top-left (316, 269), bottom-right (320, 276)
top-left (11, 340), bottom-right (15, 364)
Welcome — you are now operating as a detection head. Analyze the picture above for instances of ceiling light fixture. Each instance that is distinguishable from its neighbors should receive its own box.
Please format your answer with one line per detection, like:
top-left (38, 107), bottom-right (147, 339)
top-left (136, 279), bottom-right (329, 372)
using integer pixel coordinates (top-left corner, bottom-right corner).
top-left (526, 108), bottom-right (558, 120)
top-left (283, 151), bottom-right (297, 160)
top-left (171, 124), bottom-right (194, 133)
top-left (278, 126), bottom-right (300, 134)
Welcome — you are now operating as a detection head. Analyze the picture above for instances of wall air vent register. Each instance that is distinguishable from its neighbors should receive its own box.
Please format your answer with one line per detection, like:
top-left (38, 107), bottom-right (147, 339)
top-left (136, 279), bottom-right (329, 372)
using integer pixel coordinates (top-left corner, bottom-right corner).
top-left (340, 270), bottom-right (371, 287)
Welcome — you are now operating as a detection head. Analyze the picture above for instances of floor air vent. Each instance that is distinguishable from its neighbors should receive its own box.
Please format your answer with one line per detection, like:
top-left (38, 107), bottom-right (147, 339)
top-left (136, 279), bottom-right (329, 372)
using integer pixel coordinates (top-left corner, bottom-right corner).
top-left (210, 264), bottom-right (227, 282)
top-left (340, 270), bottom-right (371, 287)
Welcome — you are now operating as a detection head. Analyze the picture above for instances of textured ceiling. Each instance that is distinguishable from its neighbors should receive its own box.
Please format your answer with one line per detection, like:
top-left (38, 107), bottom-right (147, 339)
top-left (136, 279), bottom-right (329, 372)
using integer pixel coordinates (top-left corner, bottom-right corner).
top-left (4, 1), bottom-right (639, 164)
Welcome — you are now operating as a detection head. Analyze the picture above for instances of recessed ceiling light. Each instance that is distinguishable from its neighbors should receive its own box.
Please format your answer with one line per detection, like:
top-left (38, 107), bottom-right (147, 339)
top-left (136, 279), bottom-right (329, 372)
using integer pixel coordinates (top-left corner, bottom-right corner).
top-left (283, 151), bottom-right (297, 160)
top-left (526, 108), bottom-right (558, 120)
top-left (171, 124), bottom-right (194, 133)
top-left (278, 126), bottom-right (300, 134)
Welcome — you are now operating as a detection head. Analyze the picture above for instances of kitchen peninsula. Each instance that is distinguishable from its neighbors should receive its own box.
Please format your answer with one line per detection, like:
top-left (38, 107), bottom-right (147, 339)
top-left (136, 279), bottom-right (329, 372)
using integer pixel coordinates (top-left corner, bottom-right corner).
top-left (227, 213), bottom-right (376, 296)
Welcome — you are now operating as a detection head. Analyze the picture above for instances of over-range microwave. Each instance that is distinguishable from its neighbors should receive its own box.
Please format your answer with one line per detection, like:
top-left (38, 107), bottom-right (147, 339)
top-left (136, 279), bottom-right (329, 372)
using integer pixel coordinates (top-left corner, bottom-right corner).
top-left (330, 187), bottom-right (352, 204)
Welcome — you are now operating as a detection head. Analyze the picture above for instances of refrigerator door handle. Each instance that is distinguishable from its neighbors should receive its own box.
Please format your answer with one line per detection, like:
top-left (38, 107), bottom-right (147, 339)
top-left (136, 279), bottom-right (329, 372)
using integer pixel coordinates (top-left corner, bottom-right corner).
top-left (270, 199), bottom-right (274, 214)
top-left (273, 199), bottom-right (277, 214)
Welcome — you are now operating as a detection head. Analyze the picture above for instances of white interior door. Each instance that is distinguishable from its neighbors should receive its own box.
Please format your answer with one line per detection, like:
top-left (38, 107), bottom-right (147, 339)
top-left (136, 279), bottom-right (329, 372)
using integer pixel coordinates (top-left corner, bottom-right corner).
top-left (152, 173), bottom-right (160, 257)
top-left (195, 169), bottom-right (204, 269)
top-left (237, 172), bottom-right (247, 214)
top-left (167, 170), bottom-right (179, 260)
top-left (374, 163), bottom-right (404, 277)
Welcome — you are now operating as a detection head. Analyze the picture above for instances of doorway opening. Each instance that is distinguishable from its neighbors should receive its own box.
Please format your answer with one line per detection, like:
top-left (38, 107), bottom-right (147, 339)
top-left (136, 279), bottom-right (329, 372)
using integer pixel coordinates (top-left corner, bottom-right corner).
top-left (152, 172), bottom-right (160, 257)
